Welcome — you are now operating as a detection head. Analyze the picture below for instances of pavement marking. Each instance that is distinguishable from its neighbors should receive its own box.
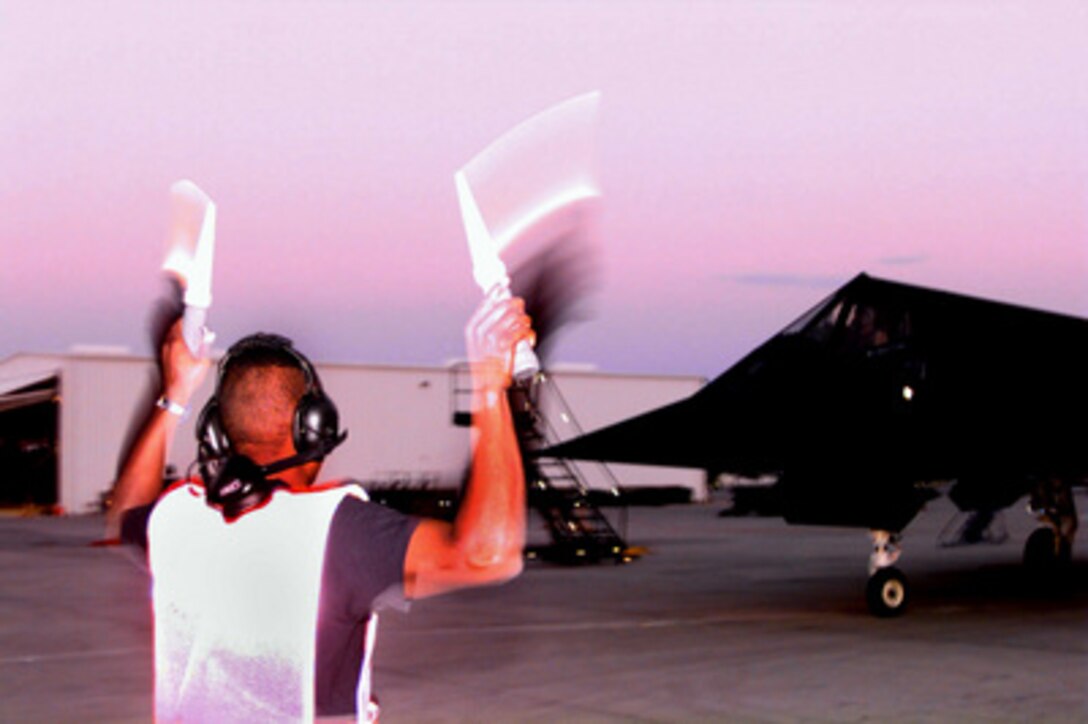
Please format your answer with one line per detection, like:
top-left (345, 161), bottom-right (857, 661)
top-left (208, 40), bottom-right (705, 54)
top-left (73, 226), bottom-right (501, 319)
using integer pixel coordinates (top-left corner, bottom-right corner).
top-left (393, 609), bottom-right (834, 636)
top-left (0, 646), bottom-right (148, 666)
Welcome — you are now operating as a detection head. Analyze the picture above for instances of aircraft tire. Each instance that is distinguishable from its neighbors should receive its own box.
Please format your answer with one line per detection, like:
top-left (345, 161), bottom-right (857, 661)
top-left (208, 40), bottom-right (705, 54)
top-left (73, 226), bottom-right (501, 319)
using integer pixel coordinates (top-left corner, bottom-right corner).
top-left (866, 567), bottom-right (909, 617)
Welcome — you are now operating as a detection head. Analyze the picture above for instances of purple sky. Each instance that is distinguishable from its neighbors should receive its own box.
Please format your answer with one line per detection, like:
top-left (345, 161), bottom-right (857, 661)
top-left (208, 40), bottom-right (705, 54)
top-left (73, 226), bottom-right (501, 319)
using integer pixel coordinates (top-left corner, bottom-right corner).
top-left (3, 1), bottom-right (1086, 377)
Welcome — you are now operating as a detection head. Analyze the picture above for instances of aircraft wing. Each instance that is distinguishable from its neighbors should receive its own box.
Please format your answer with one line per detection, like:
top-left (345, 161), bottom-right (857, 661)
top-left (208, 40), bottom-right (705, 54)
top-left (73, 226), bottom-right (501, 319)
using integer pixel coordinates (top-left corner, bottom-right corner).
top-left (541, 394), bottom-right (714, 468)
top-left (538, 334), bottom-right (801, 475)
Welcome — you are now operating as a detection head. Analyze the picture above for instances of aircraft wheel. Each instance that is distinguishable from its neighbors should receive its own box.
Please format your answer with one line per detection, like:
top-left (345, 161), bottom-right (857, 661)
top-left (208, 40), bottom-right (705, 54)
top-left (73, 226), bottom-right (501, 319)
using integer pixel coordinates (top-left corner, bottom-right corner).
top-left (1023, 527), bottom-right (1071, 568)
top-left (866, 567), bottom-right (909, 617)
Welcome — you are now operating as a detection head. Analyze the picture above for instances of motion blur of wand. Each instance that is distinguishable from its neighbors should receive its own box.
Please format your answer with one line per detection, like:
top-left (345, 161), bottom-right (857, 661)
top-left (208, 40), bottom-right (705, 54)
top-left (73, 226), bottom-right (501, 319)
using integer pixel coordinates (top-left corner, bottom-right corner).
top-left (455, 91), bottom-right (603, 381)
top-left (113, 181), bottom-right (218, 500)
top-left (451, 93), bottom-right (603, 491)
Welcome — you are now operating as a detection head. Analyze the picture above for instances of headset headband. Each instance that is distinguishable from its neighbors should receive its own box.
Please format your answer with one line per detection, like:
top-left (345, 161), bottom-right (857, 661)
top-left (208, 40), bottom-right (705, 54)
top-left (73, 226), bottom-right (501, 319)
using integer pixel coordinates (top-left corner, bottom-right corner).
top-left (216, 332), bottom-right (321, 395)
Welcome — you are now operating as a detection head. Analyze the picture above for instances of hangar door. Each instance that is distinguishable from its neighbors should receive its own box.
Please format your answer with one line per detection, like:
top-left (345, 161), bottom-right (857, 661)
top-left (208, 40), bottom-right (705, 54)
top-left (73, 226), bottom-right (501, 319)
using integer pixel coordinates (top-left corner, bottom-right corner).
top-left (0, 374), bottom-right (59, 509)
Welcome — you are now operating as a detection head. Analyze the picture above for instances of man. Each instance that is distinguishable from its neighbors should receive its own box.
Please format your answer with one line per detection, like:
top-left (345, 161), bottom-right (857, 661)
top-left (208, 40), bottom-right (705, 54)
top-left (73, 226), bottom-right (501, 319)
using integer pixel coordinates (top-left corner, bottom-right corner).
top-left (105, 288), bottom-right (533, 721)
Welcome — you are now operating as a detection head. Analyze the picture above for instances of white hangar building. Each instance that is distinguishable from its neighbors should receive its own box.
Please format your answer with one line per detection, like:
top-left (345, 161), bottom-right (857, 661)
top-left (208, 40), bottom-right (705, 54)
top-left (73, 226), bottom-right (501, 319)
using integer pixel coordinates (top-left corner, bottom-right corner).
top-left (0, 350), bottom-right (707, 515)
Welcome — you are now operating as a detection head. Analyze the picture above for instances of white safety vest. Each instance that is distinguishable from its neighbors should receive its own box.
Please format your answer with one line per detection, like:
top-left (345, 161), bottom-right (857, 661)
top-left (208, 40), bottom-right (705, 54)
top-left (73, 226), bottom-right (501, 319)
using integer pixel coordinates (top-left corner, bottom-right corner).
top-left (148, 481), bottom-right (376, 723)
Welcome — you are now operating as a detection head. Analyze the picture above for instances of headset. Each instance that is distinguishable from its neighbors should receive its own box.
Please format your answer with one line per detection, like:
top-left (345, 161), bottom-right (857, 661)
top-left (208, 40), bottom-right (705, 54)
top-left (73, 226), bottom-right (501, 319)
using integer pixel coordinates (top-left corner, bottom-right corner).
top-left (195, 333), bottom-right (347, 519)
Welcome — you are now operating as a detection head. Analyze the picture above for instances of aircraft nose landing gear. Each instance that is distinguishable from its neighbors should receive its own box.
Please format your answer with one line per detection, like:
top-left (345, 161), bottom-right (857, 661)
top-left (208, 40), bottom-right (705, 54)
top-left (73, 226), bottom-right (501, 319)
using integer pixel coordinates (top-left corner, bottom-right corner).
top-left (866, 530), bottom-right (909, 617)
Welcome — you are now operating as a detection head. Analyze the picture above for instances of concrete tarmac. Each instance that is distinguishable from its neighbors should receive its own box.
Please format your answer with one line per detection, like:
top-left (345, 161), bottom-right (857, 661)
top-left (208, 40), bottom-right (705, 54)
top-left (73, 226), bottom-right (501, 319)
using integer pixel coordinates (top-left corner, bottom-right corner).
top-left (1, 492), bottom-right (1085, 722)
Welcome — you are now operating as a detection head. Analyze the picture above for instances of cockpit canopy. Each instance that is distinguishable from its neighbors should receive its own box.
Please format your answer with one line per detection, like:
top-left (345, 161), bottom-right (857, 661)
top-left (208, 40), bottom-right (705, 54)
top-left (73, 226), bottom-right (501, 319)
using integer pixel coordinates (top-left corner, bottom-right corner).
top-left (784, 277), bottom-right (913, 354)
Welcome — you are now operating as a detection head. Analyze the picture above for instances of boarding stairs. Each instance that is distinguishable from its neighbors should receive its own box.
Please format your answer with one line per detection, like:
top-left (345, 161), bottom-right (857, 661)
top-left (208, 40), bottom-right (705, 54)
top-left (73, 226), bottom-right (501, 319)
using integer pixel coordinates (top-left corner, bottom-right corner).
top-left (451, 363), bottom-right (631, 564)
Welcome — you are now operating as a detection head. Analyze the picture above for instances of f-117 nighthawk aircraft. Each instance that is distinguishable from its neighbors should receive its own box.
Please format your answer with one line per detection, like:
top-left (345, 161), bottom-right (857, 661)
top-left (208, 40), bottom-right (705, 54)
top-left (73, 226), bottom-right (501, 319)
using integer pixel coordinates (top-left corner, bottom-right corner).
top-left (543, 274), bottom-right (1085, 615)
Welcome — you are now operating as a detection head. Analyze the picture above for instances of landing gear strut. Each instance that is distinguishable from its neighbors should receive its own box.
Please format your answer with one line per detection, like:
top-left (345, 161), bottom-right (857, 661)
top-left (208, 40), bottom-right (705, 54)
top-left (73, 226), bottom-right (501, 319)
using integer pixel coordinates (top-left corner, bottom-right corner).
top-left (1024, 477), bottom-right (1077, 570)
top-left (866, 530), bottom-right (908, 617)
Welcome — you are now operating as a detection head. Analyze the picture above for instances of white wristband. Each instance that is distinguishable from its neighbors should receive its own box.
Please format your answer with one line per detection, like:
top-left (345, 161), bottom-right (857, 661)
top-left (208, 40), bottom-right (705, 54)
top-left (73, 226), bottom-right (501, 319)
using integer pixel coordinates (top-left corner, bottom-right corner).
top-left (156, 396), bottom-right (188, 418)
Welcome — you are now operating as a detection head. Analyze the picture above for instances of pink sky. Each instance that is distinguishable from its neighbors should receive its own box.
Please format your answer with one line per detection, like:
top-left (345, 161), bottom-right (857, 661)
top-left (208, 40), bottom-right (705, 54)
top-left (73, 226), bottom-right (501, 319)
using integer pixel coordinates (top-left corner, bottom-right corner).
top-left (2, 1), bottom-right (1086, 377)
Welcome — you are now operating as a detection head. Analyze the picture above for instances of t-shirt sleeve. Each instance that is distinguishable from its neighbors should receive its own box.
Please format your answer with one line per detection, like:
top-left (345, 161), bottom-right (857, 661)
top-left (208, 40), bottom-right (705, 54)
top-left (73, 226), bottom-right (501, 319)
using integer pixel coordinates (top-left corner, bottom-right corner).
top-left (325, 496), bottom-right (420, 617)
top-left (120, 503), bottom-right (155, 550)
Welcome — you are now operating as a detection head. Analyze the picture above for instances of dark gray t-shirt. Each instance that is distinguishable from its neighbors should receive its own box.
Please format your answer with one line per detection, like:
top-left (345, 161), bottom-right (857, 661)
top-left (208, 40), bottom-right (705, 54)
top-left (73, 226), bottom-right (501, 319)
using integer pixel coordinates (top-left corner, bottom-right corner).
top-left (315, 495), bottom-right (418, 715)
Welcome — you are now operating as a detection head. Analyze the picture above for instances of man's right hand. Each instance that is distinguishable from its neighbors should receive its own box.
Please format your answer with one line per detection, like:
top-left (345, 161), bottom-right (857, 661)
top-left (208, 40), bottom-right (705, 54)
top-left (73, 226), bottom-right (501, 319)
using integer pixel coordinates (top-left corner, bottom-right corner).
top-left (464, 287), bottom-right (534, 395)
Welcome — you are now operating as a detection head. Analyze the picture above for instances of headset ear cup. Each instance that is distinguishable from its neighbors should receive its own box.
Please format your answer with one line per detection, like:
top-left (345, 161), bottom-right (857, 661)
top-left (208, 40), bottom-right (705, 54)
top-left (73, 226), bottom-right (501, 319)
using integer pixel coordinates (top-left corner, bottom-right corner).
top-left (196, 399), bottom-right (231, 462)
top-left (293, 392), bottom-right (340, 459)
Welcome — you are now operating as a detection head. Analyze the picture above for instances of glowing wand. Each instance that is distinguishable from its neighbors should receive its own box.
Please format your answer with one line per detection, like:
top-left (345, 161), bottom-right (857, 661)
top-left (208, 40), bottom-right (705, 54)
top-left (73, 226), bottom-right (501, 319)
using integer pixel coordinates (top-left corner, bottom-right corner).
top-left (162, 180), bottom-right (217, 356)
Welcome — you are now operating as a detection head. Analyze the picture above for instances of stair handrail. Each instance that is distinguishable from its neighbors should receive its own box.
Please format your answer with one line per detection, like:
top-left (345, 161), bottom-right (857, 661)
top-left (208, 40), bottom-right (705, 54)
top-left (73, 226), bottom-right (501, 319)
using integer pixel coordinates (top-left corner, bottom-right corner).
top-left (531, 372), bottom-right (626, 498)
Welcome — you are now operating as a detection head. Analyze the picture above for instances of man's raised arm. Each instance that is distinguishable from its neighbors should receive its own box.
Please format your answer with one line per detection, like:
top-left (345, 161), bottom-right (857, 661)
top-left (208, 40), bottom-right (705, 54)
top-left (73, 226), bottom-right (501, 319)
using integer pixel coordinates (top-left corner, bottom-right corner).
top-left (403, 289), bottom-right (533, 599)
top-left (103, 319), bottom-right (211, 541)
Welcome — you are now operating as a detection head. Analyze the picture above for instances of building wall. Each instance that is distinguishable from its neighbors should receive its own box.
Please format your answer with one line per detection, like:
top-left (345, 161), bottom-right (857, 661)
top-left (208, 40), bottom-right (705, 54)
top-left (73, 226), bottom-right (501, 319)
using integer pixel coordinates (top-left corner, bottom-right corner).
top-left (314, 364), bottom-right (471, 489)
top-left (53, 354), bottom-right (707, 513)
top-left (58, 353), bottom-right (217, 513)
top-left (60, 354), bottom-right (164, 513)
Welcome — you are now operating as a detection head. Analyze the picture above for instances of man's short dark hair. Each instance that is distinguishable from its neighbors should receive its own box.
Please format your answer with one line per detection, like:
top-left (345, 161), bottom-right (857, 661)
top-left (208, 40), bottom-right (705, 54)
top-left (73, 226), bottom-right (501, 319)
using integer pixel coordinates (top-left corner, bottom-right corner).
top-left (218, 338), bottom-right (308, 451)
